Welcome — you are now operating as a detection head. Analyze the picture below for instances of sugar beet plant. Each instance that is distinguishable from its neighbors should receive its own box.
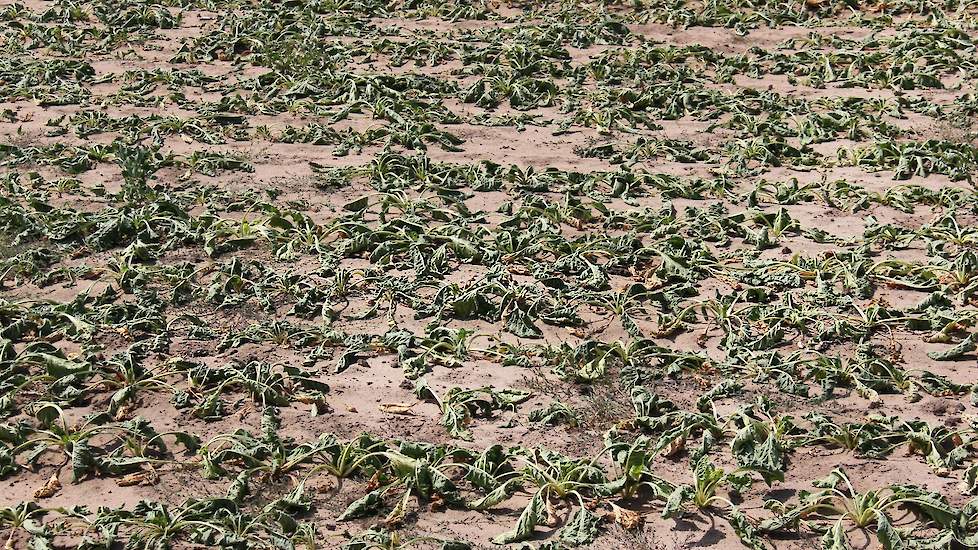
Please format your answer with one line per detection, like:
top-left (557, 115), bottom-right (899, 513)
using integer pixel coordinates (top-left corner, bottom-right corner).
top-left (3, 0), bottom-right (978, 549)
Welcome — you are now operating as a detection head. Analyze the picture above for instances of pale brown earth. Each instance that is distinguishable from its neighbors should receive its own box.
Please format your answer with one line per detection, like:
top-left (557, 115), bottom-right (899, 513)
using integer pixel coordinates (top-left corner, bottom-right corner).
top-left (2, 1), bottom-right (978, 549)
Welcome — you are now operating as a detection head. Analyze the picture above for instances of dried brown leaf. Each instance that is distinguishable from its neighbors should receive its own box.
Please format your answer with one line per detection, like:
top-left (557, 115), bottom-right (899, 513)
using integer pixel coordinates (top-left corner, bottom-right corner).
top-left (34, 474), bottom-right (61, 499)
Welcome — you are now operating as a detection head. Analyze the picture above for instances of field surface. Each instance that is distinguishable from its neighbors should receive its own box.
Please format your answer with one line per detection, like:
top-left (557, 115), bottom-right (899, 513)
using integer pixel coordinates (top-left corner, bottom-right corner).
top-left (4, 0), bottom-right (978, 549)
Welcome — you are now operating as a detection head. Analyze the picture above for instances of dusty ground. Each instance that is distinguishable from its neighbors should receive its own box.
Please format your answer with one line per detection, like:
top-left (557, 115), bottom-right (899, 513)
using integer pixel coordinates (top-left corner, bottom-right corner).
top-left (2, 0), bottom-right (978, 549)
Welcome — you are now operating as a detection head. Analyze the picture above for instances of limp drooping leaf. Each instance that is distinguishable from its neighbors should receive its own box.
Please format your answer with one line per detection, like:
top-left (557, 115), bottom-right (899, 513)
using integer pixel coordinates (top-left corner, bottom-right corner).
top-left (337, 489), bottom-right (384, 521)
top-left (468, 478), bottom-right (521, 511)
top-left (528, 401), bottom-right (578, 427)
top-left (506, 309), bottom-right (542, 338)
top-left (661, 484), bottom-right (695, 519)
top-left (71, 440), bottom-right (97, 482)
top-left (927, 333), bottom-right (977, 361)
top-left (558, 507), bottom-right (603, 546)
top-left (875, 511), bottom-right (908, 550)
top-left (730, 418), bottom-right (786, 484)
top-left (493, 490), bottom-right (546, 544)
top-left (728, 506), bottom-right (766, 550)
top-left (821, 521), bottom-right (849, 550)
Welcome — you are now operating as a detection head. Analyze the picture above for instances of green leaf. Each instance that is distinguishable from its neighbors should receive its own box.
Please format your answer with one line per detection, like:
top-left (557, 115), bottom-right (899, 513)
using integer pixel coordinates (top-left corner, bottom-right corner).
top-left (505, 309), bottom-right (542, 338)
top-left (71, 440), bottom-right (97, 482)
top-left (335, 347), bottom-right (362, 374)
top-left (34, 353), bottom-right (89, 378)
top-left (728, 506), bottom-right (766, 550)
top-left (875, 510), bottom-right (907, 550)
top-left (820, 521), bottom-right (848, 550)
top-left (173, 432), bottom-right (201, 453)
top-left (927, 333), bottom-right (977, 361)
top-left (338, 489), bottom-right (384, 521)
top-left (730, 419), bottom-right (785, 484)
top-left (493, 489), bottom-right (545, 544)
top-left (33, 403), bottom-right (62, 428)
top-left (558, 507), bottom-right (603, 546)
top-left (467, 478), bottom-right (520, 511)
top-left (343, 196), bottom-right (369, 211)
top-left (662, 484), bottom-right (694, 518)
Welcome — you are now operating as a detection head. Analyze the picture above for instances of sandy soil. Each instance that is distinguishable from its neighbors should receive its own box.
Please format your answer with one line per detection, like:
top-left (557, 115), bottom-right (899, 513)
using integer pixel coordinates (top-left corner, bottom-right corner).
top-left (2, 1), bottom-right (978, 549)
